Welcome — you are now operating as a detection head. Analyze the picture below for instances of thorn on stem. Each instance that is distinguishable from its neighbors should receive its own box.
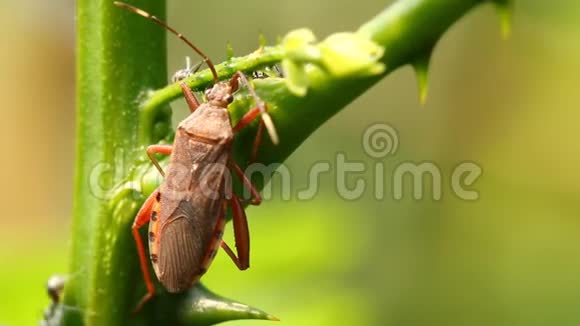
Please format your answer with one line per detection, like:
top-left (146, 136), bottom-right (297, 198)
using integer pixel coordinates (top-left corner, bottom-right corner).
top-left (412, 52), bottom-right (432, 105)
top-left (493, 0), bottom-right (513, 39)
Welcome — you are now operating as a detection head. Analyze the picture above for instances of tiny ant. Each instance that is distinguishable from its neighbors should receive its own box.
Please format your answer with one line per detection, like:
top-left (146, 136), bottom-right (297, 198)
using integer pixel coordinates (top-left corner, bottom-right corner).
top-left (171, 56), bottom-right (202, 83)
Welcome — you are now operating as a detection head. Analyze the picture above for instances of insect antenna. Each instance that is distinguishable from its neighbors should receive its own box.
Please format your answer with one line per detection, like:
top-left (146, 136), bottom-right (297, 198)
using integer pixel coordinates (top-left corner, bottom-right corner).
top-left (114, 2), bottom-right (219, 83)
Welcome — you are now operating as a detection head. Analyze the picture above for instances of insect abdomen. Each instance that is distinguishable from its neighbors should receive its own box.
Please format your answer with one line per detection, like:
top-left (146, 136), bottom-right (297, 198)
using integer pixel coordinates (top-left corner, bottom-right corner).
top-left (157, 216), bottom-right (205, 293)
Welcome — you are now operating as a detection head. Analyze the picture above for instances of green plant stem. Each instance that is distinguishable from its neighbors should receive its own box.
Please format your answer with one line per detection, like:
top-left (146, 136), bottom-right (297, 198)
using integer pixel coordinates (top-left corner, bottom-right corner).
top-left (64, 0), bottom-right (495, 325)
top-left (64, 1), bottom-right (167, 325)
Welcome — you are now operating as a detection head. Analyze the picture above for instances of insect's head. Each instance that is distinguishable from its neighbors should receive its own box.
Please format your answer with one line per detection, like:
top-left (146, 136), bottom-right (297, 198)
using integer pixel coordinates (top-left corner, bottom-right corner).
top-left (204, 81), bottom-right (237, 107)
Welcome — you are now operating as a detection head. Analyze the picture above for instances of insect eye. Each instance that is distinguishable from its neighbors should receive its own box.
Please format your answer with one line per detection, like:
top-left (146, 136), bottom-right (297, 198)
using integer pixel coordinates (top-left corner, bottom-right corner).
top-left (226, 95), bottom-right (234, 104)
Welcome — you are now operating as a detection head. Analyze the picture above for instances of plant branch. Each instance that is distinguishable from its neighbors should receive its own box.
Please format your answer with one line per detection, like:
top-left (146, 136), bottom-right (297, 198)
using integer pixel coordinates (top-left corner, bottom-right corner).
top-left (141, 0), bottom-right (493, 190)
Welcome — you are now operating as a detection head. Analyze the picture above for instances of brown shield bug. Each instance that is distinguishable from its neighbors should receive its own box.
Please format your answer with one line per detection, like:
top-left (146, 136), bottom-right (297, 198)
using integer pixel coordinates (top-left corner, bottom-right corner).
top-left (113, 2), bottom-right (279, 312)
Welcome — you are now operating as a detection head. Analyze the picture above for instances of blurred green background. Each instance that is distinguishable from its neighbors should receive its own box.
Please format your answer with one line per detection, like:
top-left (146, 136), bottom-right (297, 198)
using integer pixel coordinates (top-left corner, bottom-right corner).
top-left (1, 1), bottom-right (580, 325)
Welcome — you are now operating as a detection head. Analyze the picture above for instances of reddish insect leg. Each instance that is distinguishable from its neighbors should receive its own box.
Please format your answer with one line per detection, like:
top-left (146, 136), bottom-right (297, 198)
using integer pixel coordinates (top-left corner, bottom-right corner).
top-left (232, 106), bottom-right (260, 132)
top-left (221, 194), bottom-right (250, 270)
top-left (230, 71), bottom-right (279, 162)
top-left (131, 189), bottom-right (159, 313)
top-left (179, 82), bottom-right (200, 112)
top-left (233, 105), bottom-right (266, 163)
top-left (230, 162), bottom-right (262, 205)
top-left (147, 145), bottom-right (172, 177)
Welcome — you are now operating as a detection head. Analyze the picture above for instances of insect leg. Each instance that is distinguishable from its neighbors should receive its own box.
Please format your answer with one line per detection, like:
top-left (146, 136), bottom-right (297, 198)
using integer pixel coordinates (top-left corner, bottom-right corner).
top-left (220, 194), bottom-right (250, 270)
top-left (232, 105), bottom-right (260, 129)
top-left (179, 82), bottom-right (201, 112)
top-left (147, 145), bottom-right (172, 177)
top-left (230, 71), bottom-right (279, 160)
top-left (230, 162), bottom-right (262, 205)
top-left (232, 106), bottom-right (264, 163)
top-left (131, 189), bottom-right (159, 313)
top-left (251, 121), bottom-right (265, 163)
